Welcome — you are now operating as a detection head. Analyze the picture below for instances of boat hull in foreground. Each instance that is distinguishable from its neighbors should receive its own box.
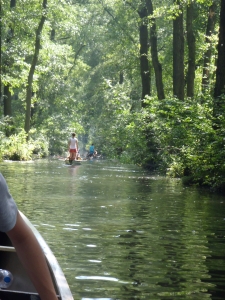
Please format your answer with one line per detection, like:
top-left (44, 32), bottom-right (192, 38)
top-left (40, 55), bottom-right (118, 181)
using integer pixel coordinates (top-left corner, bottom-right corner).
top-left (0, 212), bottom-right (74, 300)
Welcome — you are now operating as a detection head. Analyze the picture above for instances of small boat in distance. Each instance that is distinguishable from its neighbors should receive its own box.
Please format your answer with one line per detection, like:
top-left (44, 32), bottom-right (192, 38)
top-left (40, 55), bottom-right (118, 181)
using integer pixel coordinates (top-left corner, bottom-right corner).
top-left (0, 212), bottom-right (74, 300)
top-left (64, 159), bottom-right (88, 165)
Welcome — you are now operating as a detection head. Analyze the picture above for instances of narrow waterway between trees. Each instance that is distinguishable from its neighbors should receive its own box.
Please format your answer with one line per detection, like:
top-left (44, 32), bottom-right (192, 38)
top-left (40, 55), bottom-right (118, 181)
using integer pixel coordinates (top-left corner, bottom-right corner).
top-left (1, 159), bottom-right (225, 300)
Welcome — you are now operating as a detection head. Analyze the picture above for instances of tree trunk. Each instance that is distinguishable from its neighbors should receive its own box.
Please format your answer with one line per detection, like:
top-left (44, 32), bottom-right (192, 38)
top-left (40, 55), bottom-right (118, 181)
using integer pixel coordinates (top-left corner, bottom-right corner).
top-left (138, 2), bottom-right (151, 106)
top-left (50, 28), bottom-right (55, 41)
top-left (186, 2), bottom-right (195, 98)
top-left (146, 0), bottom-right (165, 100)
top-left (202, 2), bottom-right (217, 94)
top-left (3, 86), bottom-right (12, 116)
top-left (214, 0), bottom-right (225, 100)
top-left (119, 71), bottom-right (124, 84)
top-left (3, 0), bottom-right (16, 117)
top-left (0, 2), bottom-right (1, 102)
top-left (24, 0), bottom-right (47, 135)
top-left (173, 1), bottom-right (184, 100)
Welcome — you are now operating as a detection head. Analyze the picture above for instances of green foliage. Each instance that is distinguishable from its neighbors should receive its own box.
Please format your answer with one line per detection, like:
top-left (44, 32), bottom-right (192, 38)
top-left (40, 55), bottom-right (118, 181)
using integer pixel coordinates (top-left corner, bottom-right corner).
top-left (88, 90), bottom-right (225, 191)
top-left (29, 129), bottom-right (49, 158)
top-left (142, 95), bottom-right (225, 190)
top-left (0, 130), bottom-right (34, 161)
top-left (0, 117), bottom-right (50, 160)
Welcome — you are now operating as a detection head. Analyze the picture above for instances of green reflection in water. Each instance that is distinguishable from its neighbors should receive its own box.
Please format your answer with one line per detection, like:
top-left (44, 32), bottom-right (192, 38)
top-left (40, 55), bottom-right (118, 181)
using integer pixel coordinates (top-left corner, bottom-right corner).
top-left (1, 159), bottom-right (225, 300)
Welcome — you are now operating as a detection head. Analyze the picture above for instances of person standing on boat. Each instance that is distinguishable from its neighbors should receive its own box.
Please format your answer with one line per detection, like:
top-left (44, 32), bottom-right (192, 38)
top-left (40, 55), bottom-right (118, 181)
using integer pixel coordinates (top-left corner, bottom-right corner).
top-left (89, 144), bottom-right (94, 157)
top-left (0, 173), bottom-right (58, 300)
top-left (68, 132), bottom-right (78, 163)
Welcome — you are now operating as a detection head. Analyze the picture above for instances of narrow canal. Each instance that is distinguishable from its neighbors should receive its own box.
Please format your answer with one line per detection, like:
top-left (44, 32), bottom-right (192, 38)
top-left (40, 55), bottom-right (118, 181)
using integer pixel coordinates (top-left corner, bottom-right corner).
top-left (1, 159), bottom-right (225, 300)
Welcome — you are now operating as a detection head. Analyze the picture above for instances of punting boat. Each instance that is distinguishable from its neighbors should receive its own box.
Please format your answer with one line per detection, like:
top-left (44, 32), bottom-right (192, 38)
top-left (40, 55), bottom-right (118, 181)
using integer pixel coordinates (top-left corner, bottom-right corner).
top-left (64, 159), bottom-right (87, 165)
top-left (0, 212), bottom-right (74, 300)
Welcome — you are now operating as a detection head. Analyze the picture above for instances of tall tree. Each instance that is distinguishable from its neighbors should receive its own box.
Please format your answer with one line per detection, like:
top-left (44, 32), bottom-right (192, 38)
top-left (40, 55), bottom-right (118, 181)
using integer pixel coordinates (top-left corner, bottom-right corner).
top-left (3, 0), bottom-right (16, 118)
top-left (201, 2), bottom-right (217, 94)
top-left (138, 1), bottom-right (151, 105)
top-left (146, 0), bottom-right (165, 100)
top-left (24, 0), bottom-right (47, 135)
top-left (0, 1), bottom-right (2, 102)
top-left (214, 0), bottom-right (225, 99)
top-left (186, 0), bottom-right (195, 98)
top-left (173, 0), bottom-right (184, 100)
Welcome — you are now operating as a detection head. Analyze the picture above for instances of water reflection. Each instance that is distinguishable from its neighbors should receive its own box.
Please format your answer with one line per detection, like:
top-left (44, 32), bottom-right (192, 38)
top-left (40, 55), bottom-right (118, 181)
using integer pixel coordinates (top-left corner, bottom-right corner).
top-left (1, 159), bottom-right (225, 300)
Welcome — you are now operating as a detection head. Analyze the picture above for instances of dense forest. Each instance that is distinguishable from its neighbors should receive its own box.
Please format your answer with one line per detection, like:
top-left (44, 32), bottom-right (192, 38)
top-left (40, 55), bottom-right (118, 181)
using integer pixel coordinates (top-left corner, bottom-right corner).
top-left (0, 0), bottom-right (225, 191)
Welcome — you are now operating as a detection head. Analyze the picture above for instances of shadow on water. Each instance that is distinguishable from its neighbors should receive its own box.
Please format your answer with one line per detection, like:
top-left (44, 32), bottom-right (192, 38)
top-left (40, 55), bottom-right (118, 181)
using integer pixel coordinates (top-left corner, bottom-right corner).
top-left (1, 159), bottom-right (225, 300)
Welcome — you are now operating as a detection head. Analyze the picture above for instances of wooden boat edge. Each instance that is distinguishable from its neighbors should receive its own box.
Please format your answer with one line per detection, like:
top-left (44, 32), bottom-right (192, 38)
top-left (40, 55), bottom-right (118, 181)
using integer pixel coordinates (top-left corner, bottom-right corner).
top-left (20, 212), bottom-right (74, 300)
top-left (64, 159), bottom-right (88, 165)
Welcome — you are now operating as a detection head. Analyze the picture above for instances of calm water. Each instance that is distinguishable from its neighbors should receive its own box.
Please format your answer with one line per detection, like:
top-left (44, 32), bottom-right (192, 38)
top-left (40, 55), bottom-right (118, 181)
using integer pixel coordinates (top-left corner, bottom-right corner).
top-left (1, 159), bottom-right (225, 300)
